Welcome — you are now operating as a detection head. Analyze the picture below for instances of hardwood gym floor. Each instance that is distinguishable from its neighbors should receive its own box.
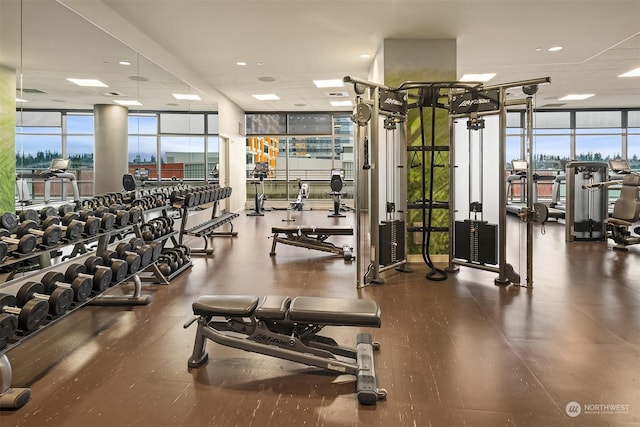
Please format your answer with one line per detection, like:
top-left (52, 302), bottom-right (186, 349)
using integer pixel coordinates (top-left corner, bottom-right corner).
top-left (1, 208), bottom-right (639, 427)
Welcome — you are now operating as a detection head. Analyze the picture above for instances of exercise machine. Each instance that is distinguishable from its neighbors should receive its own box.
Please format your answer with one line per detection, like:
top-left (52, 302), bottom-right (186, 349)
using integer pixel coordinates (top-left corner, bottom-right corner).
top-left (606, 173), bottom-right (640, 250)
top-left (506, 160), bottom-right (563, 220)
top-left (269, 225), bottom-right (354, 260)
top-left (565, 161), bottom-right (608, 241)
top-left (16, 158), bottom-right (80, 208)
top-left (289, 179), bottom-right (309, 212)
top-left (184, 294), bottom-right (386, 405)
top-left (328, 169), bottom-right (349, 218)
top-left (247, 162), bottom-right (270, 216)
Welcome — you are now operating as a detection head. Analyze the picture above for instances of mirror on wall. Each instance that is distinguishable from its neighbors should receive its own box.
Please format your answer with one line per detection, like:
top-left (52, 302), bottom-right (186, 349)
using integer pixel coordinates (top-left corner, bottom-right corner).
top-left (1, 0), bottom-right (218, 204)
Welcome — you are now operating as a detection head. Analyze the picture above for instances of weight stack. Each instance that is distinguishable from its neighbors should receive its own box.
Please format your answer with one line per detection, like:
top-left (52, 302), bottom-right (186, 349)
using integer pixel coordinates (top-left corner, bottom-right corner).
top-left (454, 220), bottom-right (497, 265)
top-left (379, 220), bottom-right (405, 266)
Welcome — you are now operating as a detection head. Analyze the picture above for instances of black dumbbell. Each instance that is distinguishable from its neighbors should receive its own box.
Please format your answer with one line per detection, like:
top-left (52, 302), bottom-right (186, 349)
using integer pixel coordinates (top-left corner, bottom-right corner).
top-left (16, 220), bottom-right (62, 247)
top-left (39, 206), bottom-right (57, 220)
top-left (0, 312), bottom-right (18, 349)
top-left (114, 243), bottom-right (142, 274)
top-left (0, 212), bottom-right (19, 233)
top-left (61, 212), bottom-right (100, 237)
top-left (0, 241), bottom-right (8, 261)
top-left (99, 251), bottom-right (133, 281)
top-left (15, 280), bottom-right (73, 316)
top-left (41, 216), bottom-right (82, 242)
top-left (58, 204), bottom-right (75, 217)
top-left (0, 293), bottom-right (49, 332)
top-left (91, 208), bottom-right (116, 231)
top-left (128, 238), bottom-right (153, 266)
top-left (17, 209), bottom-right (38, 223)
top-left (41, 271), bottom-right (92, 303)
top-left (128, 206), bottom-right (143, 224)
top-left (85, 255), bottom-right (126, 285)
top-left (65, 263), bottom-right (112, 293)
top-left (0, 229), bottom-right (37, 254)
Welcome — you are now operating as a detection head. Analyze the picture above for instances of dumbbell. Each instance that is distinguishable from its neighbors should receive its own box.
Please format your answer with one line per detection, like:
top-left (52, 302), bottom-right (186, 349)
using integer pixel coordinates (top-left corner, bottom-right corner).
top-left (15, 280), bottom-right (73, 316)
top-left (128, 238), bottom-right (154, 267)
top-left (0, 229), bottom-right (37, 254)
top-left (0, 241), bottom-right (8, 261)
top-left (85, 255), bottom-right (127, 285)
top-left (90, 207), bottom-right (116, 231)
top-left (77, 208), bottom-right (114, 232)
top-left (17, 209), bottom-right (38, 223)
top-left (0, 293), bottom-right (49, 332)
top-left (0, 212), bottom-right (19, 233)
top-left (58, 204), bottom-right (75, 217)
top-left (114, 243), bottom-right (142, 274)
top-left (39, 206), bottom-right (58, 220)
top-left (102, 249), bottom-right (139, 278)
top-left (0, 312), bottom-right (18, 349)
top-left (60, 212), bottom-right (100, 236)
top-left (41, 216), bottom-right (82, 242)
top-left (65, 263), bottom-right (112, 293)
top-left (41, 271), bottom-right (92, 303)
top-left (99, 250), bottom-right (133, 282)
top-left (16, 220), bottom-right (63, 247)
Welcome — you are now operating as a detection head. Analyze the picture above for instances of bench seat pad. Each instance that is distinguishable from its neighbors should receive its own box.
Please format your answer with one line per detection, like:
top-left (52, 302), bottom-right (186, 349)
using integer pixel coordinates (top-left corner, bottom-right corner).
top-left (271, 225), bottom-right (353, 235)
top-left (289, 296), bottom-right (380, 327)
top-left (193, 295), bottom-right (259, 317)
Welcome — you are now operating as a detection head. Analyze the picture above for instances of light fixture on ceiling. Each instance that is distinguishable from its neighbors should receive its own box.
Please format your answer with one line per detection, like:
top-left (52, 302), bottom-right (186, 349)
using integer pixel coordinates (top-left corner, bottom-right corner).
top-left (236, 61), bottom-right (247, 66)
top-left (66, 78), bottom-right (108, 87)
top-left (173, 93), bottom-right (201, 101)
top-left (314, 79), bottom-right (344, 88)
top-left (119, 61), bottom-right (131, 66)
top-left (252, 94), bottom-right (280, 101)
top-left (16, 98), bottom-right (28, 102)
top-left (460, 73), bottom-right (496, 82)
top-left (548, 46), bottom-right (563, 52)
top-left (558, 94), bottom-right (594, 101)
top-left (360, 53), bottom-right (371, 59)
top-left (114, 100), bottom-right (143, 106)
top-left (330, 100), bottom-right (352, 107)
top-left (619, 67), bottom-right (640, 77)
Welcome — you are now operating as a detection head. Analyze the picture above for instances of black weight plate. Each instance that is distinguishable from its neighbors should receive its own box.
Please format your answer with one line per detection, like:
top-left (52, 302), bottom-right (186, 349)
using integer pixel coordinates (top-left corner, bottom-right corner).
top-left (18, 234), bottom-right (37, 254)
top-left (111, 260), bottom-right (128, 283)
top-left (85, 217), bottom-right (100, 236)
top-left (42, 226), bottom-right (62, 247)
top-left (138, 246), bottom-right (153, 267)
top-left (65, 263), bottom-right (86, 283)
top-left (49, 287), bottom-right (73, 316)
top-left (15, 281), bottom-right (45, 307)
top-left (40, 206), bottom-right (57, 220)
top-left (19, 209), bottom-right (38, 223)
top-left (93, 268), bottom-right (112, 292)
top-left (71, 277), bottom-right (92, 302)
top-left (84, 255), bottom-right (103, 272)
top-left (0, 241), bottom-right (8, 261)
top-left (100, 213), bottom-right (115, 231)
top-left (19, 298), bottom-right (49, 331)
top-left (0, 313), bottom-right (18, 343)
top-left (126, 254), bottom-right (141, 275)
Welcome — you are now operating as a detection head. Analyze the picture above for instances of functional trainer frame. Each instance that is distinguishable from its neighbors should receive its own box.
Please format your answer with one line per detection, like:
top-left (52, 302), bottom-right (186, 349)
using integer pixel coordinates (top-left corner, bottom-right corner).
top-left (185, 295), bottom-right (386, 405)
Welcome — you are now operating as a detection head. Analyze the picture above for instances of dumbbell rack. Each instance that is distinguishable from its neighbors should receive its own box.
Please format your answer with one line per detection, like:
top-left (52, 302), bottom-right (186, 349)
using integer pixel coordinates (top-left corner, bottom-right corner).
top-left (0, 205), bottom-right (187, 409)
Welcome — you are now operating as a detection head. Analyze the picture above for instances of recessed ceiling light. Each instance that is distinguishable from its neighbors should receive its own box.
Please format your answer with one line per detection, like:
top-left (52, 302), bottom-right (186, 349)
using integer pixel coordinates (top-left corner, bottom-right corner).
top-left (114, 100), bottom-right (143, 106)
top-left (257, 62), bottom-right (263, 66)
top-left (313, 79), bottom-right (344, 88)
top-left (558, 94), bottom-right (594, 101)
top-left (460, 73), bottom-right (496, 82)
top-left (129, 75), bottom-right (149, 82)
top-left (360, 53), bottom-right (371, 59)
top-left (330, 100), bottom-right (352, 107)
top-left (548, 46), bottom-right (563, 52)
top-left (236, 61), bottom-right (247, 66)
top-left (172, 93), bottom-right (201, 101)
top-left (119, 61), bottom-right (131, 66)
top-left (252, 94), bottom-right (280, 101)
top-left (619, 67), bottom-right (640, 77)
top-left (16, 98), bottom-right (28, 102)
top-left (66, 78), bottom-right (108, 87)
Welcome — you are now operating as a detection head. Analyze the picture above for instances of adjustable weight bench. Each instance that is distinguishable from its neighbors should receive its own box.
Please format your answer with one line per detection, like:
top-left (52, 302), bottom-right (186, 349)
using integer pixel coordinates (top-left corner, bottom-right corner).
top-left (269, 226), bottom-right (354, 260)
top-left (185, 295), bottom-right (386, 405)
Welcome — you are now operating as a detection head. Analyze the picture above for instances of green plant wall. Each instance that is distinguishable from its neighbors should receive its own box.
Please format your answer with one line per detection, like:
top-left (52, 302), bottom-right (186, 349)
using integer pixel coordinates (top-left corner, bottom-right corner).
top-left (385, 69), bottom-right (455, 255)
top-left (0, 66), bottom-right (16, 213)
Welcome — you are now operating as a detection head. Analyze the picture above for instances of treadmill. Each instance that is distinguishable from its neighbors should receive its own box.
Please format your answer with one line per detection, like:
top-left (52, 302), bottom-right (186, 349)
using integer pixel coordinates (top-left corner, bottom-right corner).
top-left (505, 160), bottom-right (529, 215)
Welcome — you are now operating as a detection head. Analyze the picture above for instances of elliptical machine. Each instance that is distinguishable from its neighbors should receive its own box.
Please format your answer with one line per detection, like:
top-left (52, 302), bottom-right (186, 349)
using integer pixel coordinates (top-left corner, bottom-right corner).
top-left (328, 168), bottom-right (347, 217)
top-left (247, 162), bottom-right (270, 216)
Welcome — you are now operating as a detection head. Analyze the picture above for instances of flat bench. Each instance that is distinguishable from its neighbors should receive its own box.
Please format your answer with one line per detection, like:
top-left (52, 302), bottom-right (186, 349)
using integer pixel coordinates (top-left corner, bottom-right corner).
top-left (269, 226), bottom-right (354, 260)
top-left (186, 294), bottom-right (386, 405)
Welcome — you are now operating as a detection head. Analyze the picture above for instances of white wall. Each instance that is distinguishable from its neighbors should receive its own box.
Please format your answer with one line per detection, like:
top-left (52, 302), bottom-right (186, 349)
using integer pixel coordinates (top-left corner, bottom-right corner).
top-left (218, 97), bottom-right (246, 213)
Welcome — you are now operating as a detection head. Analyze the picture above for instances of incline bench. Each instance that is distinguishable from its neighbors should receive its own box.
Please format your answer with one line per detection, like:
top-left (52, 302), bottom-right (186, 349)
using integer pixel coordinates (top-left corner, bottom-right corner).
top-left (269, 225), bottom-right (354, 260)
top-left (184, 294), bottom-right (386, 405)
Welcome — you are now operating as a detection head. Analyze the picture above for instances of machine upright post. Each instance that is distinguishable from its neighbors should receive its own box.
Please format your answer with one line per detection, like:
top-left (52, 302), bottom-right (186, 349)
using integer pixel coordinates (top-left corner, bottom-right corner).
top-left (447, 113), bottom-right (458, 273)
top-left (354, 118), bottom-right (363, 288)
top-left (525, 97), bottom-right (535, 288)
top-left (370, 86), bottom-right (383, 284)
top-left (495, 88), bottom-right (510, 286)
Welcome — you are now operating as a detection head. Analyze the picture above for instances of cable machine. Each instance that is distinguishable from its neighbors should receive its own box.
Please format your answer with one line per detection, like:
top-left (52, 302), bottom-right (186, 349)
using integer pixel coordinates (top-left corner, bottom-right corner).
top-left (344, 75), bottom-right (550, 289)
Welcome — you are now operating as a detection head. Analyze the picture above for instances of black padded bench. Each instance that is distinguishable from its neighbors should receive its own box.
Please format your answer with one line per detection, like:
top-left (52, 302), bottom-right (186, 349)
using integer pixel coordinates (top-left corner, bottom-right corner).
top-left (269, 225), bottom-right (354, 260)
top-left (185, 294), bottom-right (386, 405)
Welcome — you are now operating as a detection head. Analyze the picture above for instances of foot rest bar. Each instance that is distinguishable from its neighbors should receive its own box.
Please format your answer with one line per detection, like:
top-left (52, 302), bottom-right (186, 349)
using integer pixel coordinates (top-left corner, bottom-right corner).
top-left (356, 333), bottom-right (387, 405)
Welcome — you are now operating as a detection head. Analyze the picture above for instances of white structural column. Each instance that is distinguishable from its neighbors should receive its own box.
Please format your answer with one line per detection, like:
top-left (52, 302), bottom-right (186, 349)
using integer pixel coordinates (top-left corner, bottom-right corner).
top-left (94, 104), bottom-right (128, 194)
